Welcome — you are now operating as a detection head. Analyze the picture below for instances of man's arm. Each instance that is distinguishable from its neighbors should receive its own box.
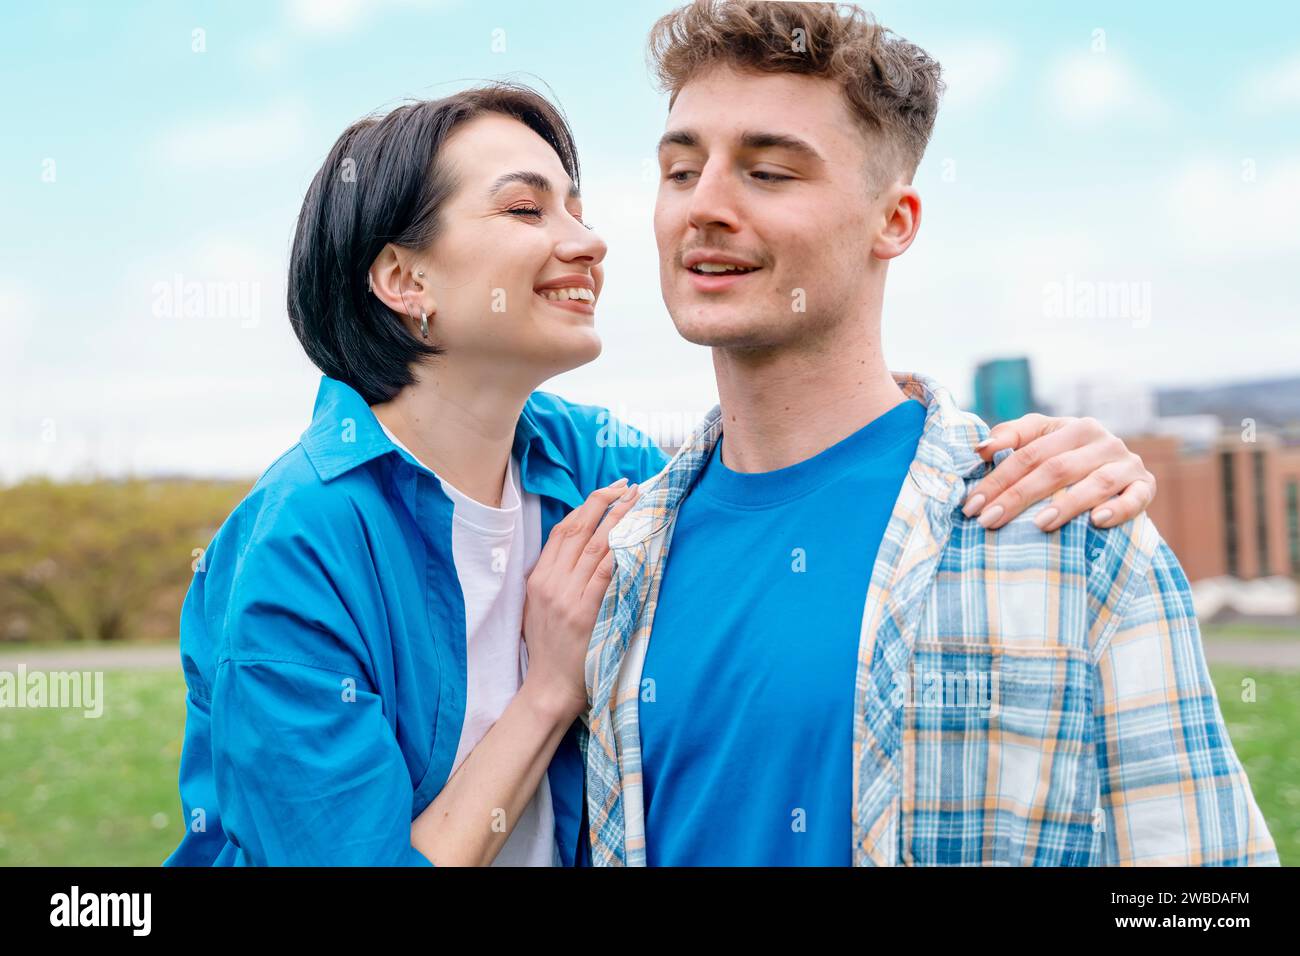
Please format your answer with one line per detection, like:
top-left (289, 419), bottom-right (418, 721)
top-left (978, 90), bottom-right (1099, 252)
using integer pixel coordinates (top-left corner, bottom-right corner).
top-left (1090, 529), bottom-right (1278, 866)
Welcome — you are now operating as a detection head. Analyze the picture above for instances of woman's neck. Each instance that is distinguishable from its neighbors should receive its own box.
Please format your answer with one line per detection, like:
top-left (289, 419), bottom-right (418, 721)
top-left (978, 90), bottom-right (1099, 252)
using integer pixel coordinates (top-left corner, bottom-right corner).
top-left (371, 362), bottom-right (532, 508)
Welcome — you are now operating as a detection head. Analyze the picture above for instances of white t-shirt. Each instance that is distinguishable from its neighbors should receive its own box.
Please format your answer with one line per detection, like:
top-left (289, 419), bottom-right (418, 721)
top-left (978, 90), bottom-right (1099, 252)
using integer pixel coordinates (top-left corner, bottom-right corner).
top-left (379, 421), bottom-right (556, 867)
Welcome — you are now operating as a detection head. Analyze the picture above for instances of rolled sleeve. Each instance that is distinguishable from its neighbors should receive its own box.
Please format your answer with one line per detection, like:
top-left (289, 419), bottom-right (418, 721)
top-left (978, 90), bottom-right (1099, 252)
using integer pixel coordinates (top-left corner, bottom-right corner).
top-left (211, 656), bottom-right (432, 866)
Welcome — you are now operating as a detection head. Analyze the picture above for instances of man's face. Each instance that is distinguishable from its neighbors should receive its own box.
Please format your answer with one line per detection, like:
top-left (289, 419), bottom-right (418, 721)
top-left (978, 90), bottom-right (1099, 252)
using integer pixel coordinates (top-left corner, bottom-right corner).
top-left (654, 64), bottom-right (903, 350)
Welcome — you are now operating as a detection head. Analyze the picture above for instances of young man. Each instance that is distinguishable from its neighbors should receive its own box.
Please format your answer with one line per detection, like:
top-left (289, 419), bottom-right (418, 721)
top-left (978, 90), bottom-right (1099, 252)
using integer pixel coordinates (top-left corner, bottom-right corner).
top-left (583, 0), bottom-right (1278, 866)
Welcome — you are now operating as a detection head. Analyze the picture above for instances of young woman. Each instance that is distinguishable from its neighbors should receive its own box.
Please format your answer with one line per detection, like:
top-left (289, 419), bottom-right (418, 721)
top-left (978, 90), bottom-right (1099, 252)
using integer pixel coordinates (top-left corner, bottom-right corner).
top-left (164, 84), bottom-right (1157, 867)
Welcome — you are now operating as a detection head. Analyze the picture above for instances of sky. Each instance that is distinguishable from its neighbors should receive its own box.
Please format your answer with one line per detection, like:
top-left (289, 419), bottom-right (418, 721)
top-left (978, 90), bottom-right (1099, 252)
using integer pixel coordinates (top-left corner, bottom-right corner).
top-left (2, 0), bottom-right (1298, 481)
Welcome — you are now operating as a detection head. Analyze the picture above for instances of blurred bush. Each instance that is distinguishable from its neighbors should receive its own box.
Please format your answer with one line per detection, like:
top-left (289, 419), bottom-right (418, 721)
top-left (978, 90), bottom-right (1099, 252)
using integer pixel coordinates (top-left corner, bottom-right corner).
top-left (0, 479), bottom-right (250, 644)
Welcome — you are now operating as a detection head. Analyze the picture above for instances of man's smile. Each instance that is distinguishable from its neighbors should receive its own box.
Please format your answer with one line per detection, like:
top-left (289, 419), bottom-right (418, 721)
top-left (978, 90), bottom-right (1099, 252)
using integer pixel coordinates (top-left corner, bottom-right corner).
top-left (682, 249), bottom-right (763, 292)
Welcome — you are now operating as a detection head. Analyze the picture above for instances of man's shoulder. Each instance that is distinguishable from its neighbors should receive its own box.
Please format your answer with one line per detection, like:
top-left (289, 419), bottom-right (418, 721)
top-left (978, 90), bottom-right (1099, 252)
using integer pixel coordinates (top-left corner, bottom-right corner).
top-left (941, 505), bottom-right (1176, 659)
top-left (959, 501), bottom-right (1163, 577)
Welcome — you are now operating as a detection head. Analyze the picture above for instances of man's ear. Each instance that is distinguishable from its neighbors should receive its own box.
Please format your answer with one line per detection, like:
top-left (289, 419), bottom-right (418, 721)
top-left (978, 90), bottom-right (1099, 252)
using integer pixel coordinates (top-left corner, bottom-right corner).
top-left (871, 185), bottom-right (922, 261)
top-left (368, 244), bottom-right (435, 328)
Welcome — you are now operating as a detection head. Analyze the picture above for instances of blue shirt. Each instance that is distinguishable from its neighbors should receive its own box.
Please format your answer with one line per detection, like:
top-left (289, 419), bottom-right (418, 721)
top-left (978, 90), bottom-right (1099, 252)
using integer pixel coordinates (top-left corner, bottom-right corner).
top-left (588, 373), bottom-right (1277, 867)
top-left (164, 375), bottom-right (665, 866)
top-left (638, 397), bottom-right (927, 865)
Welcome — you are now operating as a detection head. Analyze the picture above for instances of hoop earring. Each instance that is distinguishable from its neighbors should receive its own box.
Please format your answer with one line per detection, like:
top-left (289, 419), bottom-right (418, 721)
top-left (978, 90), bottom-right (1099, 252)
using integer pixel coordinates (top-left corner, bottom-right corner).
top-left (420, 309), bottom-right (429, 339)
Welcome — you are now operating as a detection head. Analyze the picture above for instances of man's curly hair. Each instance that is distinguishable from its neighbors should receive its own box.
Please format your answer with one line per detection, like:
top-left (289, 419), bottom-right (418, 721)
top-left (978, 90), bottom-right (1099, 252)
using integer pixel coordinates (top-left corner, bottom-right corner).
top-left (648, 0), bottom-right (944, 182)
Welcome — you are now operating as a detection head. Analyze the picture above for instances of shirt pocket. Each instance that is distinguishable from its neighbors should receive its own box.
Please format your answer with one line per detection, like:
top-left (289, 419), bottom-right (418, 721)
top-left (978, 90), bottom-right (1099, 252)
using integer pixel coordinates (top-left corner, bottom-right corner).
top-left (899, 640), bottom-right (1100, 866)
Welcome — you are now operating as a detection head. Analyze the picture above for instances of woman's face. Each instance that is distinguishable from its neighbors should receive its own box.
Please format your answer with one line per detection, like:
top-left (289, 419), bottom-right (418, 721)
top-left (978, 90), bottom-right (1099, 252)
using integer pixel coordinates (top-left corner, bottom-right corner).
top-left (416, 113), bottom-right (607, 382)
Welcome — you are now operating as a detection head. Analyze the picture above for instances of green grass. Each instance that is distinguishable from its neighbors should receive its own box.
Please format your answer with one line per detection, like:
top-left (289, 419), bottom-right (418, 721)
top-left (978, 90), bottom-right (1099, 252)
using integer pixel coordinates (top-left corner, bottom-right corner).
top-left (1211, 666), bottom-right (1300, 866)
top-left (1203, 622), bottom-right (1300, 642)
top-left (0, 661), bottom-right (1296, 866)
top-left (0, 667), bottom-right (187, 866)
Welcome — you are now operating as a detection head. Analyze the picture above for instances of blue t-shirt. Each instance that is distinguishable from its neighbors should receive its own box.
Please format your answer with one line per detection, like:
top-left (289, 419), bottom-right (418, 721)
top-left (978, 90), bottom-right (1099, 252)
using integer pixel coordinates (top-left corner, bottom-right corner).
top-left (639, 397), bottom-right (927, 865)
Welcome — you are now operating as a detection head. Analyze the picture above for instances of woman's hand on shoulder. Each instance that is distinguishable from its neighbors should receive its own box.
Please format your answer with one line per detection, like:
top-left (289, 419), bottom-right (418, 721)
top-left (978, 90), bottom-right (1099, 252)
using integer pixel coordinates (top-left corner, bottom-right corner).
top-left (521, 477), bottom-right (640, 721)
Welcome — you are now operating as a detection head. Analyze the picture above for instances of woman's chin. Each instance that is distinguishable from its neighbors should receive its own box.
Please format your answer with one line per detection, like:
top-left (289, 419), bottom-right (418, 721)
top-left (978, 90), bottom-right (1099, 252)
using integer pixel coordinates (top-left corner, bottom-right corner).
top-left (566, 327), bottom-right (603, 365)
top-left (530, 297), bottom-right (599, 340)
top-left (540, 325), bottom-right (602, 374)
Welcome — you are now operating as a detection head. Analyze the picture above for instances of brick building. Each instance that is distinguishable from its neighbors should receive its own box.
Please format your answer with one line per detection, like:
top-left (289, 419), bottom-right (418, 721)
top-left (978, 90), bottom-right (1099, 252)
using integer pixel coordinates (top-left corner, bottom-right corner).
top-left (1123, 430), bottom-right (1300, 583)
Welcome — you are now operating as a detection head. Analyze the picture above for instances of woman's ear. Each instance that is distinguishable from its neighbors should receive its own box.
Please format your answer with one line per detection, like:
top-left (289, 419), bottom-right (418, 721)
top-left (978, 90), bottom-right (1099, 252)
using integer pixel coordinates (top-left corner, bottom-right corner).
top-left (368, 244), bottom-right (436, 333)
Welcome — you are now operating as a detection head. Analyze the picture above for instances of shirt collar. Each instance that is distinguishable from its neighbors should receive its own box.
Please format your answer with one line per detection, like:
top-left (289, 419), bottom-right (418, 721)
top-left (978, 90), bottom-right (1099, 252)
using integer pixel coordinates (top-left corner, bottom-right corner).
top-left (299, 375), bottom-right (585, 509)
top-left (608, 371), bottom-right (992, 549)
top-left (893, 371), bottom-right (994, 502)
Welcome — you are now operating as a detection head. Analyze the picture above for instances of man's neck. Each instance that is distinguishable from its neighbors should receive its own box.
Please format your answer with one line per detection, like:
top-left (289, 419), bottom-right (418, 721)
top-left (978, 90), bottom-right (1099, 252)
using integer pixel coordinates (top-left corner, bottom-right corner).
top-left (370, 360), bottom-right (532, 508)
top-left (711, 320), bottom-right (907, 474)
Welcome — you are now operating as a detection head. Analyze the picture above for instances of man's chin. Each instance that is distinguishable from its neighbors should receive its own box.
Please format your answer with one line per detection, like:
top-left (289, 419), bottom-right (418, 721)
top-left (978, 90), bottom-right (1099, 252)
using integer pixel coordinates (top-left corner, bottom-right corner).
top-left (669, 308), bottom-right (783, 349)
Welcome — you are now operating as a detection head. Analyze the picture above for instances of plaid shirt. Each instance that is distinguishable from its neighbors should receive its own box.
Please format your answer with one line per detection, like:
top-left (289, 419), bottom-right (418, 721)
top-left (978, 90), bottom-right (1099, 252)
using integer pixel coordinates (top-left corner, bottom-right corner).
top-left (582, 372), bottom-right (1278, 866)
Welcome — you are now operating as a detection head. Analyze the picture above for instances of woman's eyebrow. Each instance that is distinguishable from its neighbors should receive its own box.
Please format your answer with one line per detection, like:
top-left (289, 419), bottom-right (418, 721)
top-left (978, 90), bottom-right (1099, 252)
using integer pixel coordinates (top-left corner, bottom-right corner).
top-left (487, 170), bottom-right (579, 199)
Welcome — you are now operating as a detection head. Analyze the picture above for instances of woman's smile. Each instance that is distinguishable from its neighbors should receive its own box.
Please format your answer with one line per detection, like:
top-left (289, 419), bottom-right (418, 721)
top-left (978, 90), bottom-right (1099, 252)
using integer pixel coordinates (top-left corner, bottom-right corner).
top-left (534, 273), bottom-right (597, 317)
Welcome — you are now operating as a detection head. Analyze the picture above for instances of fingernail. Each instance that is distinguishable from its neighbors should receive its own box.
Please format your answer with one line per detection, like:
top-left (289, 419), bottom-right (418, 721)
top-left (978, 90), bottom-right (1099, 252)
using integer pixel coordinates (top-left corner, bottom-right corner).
top-left (609, 477), bottom-right (629, 488)
top-left (1093, 508), bottom-right (1113, 525)
top-left (974, 438), bottom-right (993, 449)
top-left (619, 483), bottom-right (638, 501)
top-left (977, 504), bottom-right (1004, 529)
top-left (1033, 507), bottom-right (1059, 530)
top-left (962, 493), bottom-right (985, 517)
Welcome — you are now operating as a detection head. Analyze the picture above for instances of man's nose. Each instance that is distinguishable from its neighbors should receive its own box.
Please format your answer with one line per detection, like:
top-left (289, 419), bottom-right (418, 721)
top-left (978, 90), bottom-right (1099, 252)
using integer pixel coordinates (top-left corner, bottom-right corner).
top-left (687, 160), bottom-right (740, 233)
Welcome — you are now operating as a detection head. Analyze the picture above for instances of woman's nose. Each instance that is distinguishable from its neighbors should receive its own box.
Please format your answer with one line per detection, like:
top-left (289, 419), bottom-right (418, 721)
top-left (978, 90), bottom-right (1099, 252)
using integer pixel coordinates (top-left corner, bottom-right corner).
top-left (556, 220), bottom-right (607, 265)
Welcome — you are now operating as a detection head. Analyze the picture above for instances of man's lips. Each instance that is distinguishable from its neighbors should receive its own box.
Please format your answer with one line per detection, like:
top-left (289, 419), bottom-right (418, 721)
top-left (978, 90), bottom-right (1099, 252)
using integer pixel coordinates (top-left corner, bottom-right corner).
top-left (685, 267), bottom-right (761, 293)
top-left (680, 250), bottom-right (763, 292)
top-left (682, 250), bottom-right (762, 271)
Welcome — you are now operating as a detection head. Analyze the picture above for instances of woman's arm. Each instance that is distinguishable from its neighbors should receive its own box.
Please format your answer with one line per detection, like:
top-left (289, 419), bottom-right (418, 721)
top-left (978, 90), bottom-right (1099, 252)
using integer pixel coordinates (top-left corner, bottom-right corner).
top-left (962, 414), bottom-right (1157, 532)
top-left (409, 478), bottom-right (640, 865)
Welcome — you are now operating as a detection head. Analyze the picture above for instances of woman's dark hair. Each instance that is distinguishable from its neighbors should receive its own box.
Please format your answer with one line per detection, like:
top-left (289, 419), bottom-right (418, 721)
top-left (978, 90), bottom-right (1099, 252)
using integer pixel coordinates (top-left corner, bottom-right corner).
top-left (287, 83), bottom-right (581, 405)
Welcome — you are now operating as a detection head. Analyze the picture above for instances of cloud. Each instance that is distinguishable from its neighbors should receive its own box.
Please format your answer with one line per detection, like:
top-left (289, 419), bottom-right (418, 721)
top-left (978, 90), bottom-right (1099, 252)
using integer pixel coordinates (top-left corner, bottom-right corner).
top-left (286, 0), bottom-right (368, 32)
top-left (146, 99), bottom-right (309, 172)
top-left (1044, 53), bottom-right (1168, 124)
top-left (285, 0), bottom-right (453, 34)
top-left (0, 278), bottom-right (37, 376)
top-left (238, 33), bottom-right (286, 73)
top-left (1240, 53), bottom-right (1300, 112)
top-left (0, 230), bottom-right (320, 482)
top-left (1164, 157), bottom-right (1300, 256)
top-left (935, 38), bottom-right (1015, 111)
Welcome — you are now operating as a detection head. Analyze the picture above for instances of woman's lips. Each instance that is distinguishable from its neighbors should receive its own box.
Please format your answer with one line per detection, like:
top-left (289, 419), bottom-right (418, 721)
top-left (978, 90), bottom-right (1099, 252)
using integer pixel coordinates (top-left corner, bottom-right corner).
top-left (534, 273), bottom-right (596, 315)
top-left (535, 290), bottom-right (596, 315)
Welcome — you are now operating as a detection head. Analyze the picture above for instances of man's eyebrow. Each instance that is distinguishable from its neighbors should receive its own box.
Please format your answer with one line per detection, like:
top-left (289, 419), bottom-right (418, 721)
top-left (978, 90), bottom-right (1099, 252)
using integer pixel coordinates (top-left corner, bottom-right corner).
top-left (739, 131), bottom-right (824, 162)
top-left (487, 170), bottom-right (579, 199)
top-left (657, 128), bottom-right (824, 162)
top-left (657, 129), bottom-right (699, 152)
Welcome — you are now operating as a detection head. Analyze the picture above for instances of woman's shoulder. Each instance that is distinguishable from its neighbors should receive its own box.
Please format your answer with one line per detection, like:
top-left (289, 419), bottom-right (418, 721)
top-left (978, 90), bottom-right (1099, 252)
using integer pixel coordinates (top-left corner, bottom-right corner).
top-left (212, 440), bottom-right (390, 563)
top-left (523, 390), bottom-right (668, 484)
top-left (185, 441), bottom-right (393, 684)
top-left (523, 389), bottom-right (615, 437)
